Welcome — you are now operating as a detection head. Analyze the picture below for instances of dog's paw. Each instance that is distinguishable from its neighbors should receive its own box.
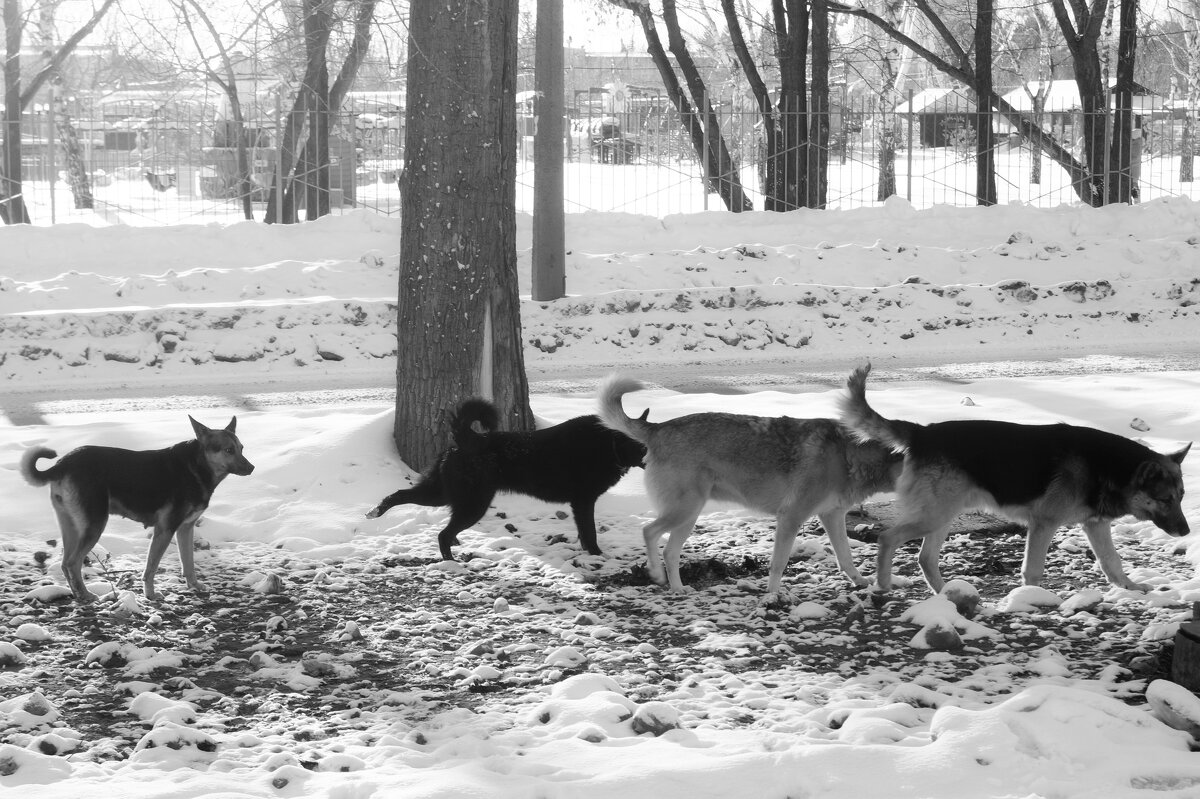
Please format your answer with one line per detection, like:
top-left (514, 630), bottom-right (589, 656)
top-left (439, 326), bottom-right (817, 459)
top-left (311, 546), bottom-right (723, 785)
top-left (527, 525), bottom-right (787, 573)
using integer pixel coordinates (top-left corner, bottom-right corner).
top-left (760, 589), bottom-right (796, 609)
top-left (188, 580), bottom-right (210, 595)
top-left (365, 507), bottom-right (382, 519)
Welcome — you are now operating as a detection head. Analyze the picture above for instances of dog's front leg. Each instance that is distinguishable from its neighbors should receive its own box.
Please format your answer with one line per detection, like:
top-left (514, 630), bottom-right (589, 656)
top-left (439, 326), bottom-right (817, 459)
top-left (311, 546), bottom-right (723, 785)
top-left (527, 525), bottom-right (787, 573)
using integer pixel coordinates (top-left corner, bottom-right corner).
top-left (816, 509), bottom-right (869, 589)
top-left (174, 520), bottom-right (208, 595)
top-left (1082, 518), bottom-right (1150, 591)
top-left (143, 522), bottom-right (178, 601)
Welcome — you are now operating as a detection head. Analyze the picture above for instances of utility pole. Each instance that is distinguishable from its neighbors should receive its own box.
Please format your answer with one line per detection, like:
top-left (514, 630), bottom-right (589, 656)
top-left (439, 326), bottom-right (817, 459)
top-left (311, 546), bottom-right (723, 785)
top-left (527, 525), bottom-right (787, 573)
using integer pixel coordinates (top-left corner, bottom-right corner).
top-left (531, 0), bottom-right (565, 300)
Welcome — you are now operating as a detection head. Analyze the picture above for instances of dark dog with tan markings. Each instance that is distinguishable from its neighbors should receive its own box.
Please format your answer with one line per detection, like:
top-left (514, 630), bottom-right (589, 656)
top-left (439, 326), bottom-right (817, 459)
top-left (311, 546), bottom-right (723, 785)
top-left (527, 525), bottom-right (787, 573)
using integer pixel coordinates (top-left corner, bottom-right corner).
top-left (20, 417), bottom-right (254, 603)
top-left (839, 364), bottom-right (1191, 596)
top-left (599, 374), bottom-right (903, 594)
top-left (367, 399), bottom-right (646, 560)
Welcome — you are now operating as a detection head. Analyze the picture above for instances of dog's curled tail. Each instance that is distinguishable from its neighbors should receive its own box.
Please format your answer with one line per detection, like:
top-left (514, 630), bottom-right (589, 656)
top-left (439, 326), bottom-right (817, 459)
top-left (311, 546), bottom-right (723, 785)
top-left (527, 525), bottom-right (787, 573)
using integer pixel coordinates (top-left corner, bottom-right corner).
top-left (450, 398), bottom-right (501, 451)
top-left (20, 447), bottom-right (58, 487)
top-left (838, 365), bottom-right (919, 452)
top-left (597, 374), bottom-right (652, 445)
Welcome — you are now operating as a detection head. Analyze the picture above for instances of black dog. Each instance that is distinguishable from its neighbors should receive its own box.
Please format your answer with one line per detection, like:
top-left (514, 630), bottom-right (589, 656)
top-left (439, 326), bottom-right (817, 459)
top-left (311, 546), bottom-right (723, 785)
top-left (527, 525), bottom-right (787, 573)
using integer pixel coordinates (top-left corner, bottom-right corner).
top-left (367, 399), bottom-right (646, 559)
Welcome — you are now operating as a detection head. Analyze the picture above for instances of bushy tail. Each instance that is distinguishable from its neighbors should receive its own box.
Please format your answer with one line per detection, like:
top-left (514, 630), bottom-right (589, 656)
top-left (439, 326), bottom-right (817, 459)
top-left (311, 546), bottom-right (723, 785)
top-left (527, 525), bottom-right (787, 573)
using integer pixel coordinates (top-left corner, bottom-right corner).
top-left (597, 374), bottom-right (652, 445)
top-left (20, 447), bottom-right (58, 487)
top-left (450, 398), bottom-right (500, 452)
top-left (837, 365), bottom-right (920, 452)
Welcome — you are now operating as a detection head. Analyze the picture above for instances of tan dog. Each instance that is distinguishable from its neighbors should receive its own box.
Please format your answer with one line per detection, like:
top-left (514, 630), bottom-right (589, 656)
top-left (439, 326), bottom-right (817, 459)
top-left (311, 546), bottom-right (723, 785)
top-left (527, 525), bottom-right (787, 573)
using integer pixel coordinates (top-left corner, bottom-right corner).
top-left (598, 375), bottom-right (902, 593)
top-left (20, 417), bottom-right (254, 603)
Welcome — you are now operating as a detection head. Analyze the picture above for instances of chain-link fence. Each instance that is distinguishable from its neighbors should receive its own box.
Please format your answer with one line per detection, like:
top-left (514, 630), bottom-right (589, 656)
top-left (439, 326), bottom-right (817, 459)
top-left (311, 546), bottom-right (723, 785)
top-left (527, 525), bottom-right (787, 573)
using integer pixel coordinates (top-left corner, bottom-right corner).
top-left (12, 91), bottom-right (1199, 223)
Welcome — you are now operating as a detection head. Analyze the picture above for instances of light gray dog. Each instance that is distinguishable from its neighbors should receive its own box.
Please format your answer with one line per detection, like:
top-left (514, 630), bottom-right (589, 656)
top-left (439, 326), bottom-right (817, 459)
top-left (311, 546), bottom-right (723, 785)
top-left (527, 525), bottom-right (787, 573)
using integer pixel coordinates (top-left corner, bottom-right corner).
top-left (599, 375), bottom-right (902, 593)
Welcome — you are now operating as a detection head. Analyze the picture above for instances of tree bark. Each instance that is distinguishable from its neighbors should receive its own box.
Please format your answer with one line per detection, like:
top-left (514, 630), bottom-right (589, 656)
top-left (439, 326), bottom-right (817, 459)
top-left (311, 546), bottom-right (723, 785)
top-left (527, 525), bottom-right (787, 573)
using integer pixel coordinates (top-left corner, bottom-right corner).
top-left (974, 0), bottom-right (997, 205)
top-left (808, 0), bottom-right (830, 209)
top-left (1107, 0), bottom-right (1138, 204)
top-left (395, 0), bottom-right (532, 468)
top-left (2, 0), bottom-right (31, 224)
top-left (773, 0), bottom-right (808, 209)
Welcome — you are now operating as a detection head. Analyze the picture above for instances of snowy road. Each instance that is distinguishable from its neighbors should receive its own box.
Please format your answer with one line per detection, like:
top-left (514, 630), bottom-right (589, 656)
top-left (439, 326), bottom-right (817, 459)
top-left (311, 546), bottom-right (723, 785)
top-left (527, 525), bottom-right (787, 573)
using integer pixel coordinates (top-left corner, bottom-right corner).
top-left (3, 350), bottom-right (1200, 425)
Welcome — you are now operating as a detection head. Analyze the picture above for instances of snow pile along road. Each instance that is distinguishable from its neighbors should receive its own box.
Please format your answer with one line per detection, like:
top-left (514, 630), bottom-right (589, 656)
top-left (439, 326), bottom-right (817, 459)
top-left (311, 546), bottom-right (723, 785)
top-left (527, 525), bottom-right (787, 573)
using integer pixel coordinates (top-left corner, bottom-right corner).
top-left (2, 200), bottom-right (1199, 387)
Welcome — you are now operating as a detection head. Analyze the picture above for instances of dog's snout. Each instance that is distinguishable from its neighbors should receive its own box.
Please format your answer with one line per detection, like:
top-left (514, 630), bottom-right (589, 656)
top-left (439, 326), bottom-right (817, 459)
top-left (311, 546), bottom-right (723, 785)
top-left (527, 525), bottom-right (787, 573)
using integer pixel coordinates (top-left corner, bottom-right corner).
top-left (236, 458), bottom-right (255, 476)
top-left (1157, 511), bottom-right (1190, 537)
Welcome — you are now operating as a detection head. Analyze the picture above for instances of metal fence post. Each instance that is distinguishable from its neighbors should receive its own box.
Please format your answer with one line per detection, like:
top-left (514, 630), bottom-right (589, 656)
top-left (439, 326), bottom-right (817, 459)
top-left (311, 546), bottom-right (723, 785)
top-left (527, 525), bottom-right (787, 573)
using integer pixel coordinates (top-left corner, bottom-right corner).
top-left (906, 89), bottom-right (914, 203)
top-left (47, 93), bottom-right (57, 224)
top-left (275, 91), bottom-right (284, 224)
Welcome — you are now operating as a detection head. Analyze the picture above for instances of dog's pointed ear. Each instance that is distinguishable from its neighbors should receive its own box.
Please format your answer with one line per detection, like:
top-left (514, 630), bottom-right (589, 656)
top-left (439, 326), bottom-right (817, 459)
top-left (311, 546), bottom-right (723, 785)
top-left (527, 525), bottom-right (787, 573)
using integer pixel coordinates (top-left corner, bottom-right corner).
top-left (225, 416), bottom-right (238, 434)
top-left (189, 416), bottom-right (211, 438)
top-left (1168, 442), bottom-right (1192, 465)
top-left (637, 408), bottom-right (649, 422)
top-left (1134, 460), bottom-right (1168, 486)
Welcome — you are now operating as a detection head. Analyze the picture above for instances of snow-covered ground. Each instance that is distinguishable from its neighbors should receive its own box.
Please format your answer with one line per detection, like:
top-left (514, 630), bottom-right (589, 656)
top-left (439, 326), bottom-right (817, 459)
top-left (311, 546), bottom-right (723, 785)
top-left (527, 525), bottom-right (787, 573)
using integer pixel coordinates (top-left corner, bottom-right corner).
top-left (2, 197), bottom-right (1200, 798)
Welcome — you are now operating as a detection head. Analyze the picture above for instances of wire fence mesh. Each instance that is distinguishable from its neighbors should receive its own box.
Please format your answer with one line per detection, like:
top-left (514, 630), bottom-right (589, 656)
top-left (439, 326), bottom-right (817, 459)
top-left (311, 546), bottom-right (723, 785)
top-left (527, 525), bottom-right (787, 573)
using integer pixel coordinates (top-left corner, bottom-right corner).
top-left (15, 95), bottom-right (401, 226)
top-left (11, 91), bottom-right (1199, 224)
top-left (521, 92), bottom-right (1200, 214)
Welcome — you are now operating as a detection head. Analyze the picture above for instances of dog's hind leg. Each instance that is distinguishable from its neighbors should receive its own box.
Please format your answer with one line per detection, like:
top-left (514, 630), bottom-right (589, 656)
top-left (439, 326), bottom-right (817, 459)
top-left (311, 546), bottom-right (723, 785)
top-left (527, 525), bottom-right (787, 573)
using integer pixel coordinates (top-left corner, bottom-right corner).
top-left (915, 527), bottom-right (951, 594)
top-left (816, 509), bottom-right (868, 589)
top-left (642, 503), bottom-right (703, 592)
top-left (435, 494), bottom-right (492, 560)
top-left (366, 478), bottom-right (444, 518)
top-left (53, 501), bottom-right (101, 604)
top-left (875, 514), bottom-right (955, 595)
top-left (1080, 518), bottom-right (1148, 591)
top-left (570, 499), bottom-right (603, 556)
top-left (1019, 517), bottom-right (1059, 588)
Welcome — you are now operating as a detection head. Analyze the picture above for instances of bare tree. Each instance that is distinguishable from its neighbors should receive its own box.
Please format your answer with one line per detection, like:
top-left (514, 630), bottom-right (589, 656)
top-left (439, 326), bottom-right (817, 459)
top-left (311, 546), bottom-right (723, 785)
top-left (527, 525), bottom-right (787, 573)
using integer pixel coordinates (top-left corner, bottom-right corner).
top-left (608, 0), bottom-right (752, 211)
top-left (36, 0), bottom-right (93, 210)
top-left (1, 0), bottom-right (116, 224)
top-left (831, 0), bottom-right (1096, 203)
top-left (1159, 0), bottom-right (1200, 181)
top-left (175, 0), bottom-right (265, 220)
top-left (395, 0), bottom-right (533, 467)
top-left (995, 5), bottom-right (1064, 185)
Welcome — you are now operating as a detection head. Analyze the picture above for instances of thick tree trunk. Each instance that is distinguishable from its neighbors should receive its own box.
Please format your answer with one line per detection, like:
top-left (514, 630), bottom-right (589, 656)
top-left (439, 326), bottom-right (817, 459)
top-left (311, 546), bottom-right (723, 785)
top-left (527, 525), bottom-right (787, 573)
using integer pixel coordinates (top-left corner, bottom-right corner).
top-left (974, 0), bottom-right (997, 206)
top-left (1107, 0), bottom-right (1137, 204)
top-left (2, 0), bottom-right (31, 224)
top-left (808, 0), bottom-right (830, 209)
top-left (774, 0), bottom-right (808, 210)
top-left (395, 0), bottom-right (532, 468)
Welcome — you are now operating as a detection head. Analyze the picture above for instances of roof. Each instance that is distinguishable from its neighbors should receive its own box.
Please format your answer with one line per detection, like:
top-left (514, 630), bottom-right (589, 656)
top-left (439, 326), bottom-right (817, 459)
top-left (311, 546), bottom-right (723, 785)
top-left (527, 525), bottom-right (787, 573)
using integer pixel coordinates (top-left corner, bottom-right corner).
top-left (1000, 80), bottom-right (1165, 112)
top-left (894, 87), bottom-right (978, 115)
